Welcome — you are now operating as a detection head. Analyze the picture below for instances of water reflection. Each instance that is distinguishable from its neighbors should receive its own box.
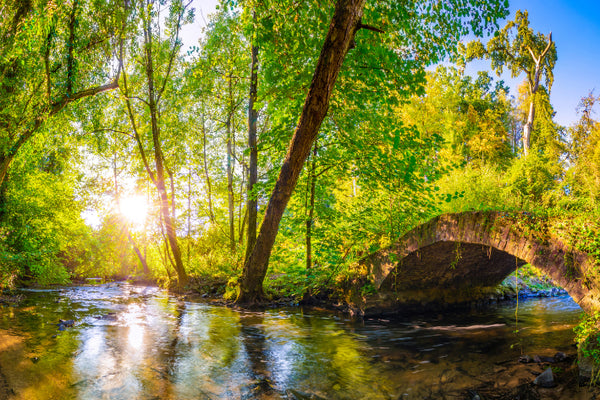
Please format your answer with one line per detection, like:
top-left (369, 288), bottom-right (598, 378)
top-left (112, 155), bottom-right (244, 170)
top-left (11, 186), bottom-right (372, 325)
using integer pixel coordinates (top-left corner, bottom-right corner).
top-left (240, 313), bottom-right (274, 398)
top-left (0, 285), bottom-right (583, 399)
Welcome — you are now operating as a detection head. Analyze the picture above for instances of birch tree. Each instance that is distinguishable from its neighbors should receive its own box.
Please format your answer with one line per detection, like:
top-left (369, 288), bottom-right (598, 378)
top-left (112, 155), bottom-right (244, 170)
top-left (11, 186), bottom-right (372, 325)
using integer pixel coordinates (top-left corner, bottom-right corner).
top-left (462, 10), bottom-right (556, 155)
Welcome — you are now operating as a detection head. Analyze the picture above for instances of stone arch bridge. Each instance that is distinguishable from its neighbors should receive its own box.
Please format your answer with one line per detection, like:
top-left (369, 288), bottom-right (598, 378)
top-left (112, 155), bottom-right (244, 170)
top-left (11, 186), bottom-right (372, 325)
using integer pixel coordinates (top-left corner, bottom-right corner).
top-left (361, 211), bottom-right (600, 314)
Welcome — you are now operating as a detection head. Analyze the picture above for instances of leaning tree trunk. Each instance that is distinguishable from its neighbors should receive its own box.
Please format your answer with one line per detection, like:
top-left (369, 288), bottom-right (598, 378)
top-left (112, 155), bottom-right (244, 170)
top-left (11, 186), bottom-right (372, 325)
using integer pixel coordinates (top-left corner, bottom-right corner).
top-left (236, 0), bottom-right (366, 304)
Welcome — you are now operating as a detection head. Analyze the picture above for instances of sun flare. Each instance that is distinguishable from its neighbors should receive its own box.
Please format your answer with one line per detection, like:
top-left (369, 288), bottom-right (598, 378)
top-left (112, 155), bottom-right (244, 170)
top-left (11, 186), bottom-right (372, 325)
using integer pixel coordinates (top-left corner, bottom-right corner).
top-left (120, 195), bottom-right (149, 227)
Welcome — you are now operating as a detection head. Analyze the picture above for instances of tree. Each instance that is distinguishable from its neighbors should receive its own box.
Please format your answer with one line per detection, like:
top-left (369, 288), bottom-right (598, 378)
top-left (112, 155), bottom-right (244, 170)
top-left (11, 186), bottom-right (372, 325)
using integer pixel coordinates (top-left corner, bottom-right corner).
top-left (462, 10), bottom-right (556, 155)
top-left (236, 0), bottom-right (509, 303)
top-left (0, 118), bottom-right (92, 286)
top-left (0, 0), bottom-right (129, 194)
top-left (567, 92), bottom-right (600, 205)
top-left (236, 0), bottom-right (366, 303)
top-left (245, 13), bottom-right (260, 264)
top-left (119, 0), bottom-right (192, 287)
top-left (400, 66), bottom-right (516, 169)
top-left (191, 8), bottom-right (250, 252)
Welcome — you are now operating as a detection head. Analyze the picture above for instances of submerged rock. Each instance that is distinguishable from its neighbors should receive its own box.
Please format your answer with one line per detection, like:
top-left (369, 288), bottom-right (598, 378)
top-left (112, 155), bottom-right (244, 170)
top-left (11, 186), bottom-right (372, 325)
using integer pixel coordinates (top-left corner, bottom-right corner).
top-left (519, 355), bottom-right (534, 363)
top-left (533, 355), bottom-right (555, 363)
top-left (533, 367), bottom-right (555, 388)
top-left (514, 383), bottom-right (540, 399)
top-left (57, 319), bottom-right (75, 330)
top-left (467, 389), bottom-right (483, 400)
top-left (553, 352), bottom-right (567, 362)
top-left (97, 313), bottom-right (117, 321)
top-left (285, 389), bottom-right (327, 400)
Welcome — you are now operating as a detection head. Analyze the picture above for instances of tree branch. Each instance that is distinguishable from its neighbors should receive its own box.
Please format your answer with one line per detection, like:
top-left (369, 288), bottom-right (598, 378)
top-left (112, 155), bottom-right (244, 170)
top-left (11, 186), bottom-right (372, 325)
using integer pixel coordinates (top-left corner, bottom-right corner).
top-left (50, 77), bottom-right (120, 116)
top-left (541, 32), bottom-right (553, 59)
top-left (526, 46), bottom-right (539, 64)
top-left (89, 128), bottom-right (134, 139)
top-left (358, 22), bottom-right (384, 33)
top-left (156, 0), bottom-right (191, 103)
top-left (118, 38), bottom-right (157, 186)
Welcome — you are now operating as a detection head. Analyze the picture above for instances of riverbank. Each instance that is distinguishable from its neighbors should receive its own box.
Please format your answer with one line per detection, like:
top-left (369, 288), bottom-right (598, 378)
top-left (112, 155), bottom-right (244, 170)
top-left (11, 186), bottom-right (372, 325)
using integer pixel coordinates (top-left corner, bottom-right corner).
top-left (6, 263), bottom-right (571, 321)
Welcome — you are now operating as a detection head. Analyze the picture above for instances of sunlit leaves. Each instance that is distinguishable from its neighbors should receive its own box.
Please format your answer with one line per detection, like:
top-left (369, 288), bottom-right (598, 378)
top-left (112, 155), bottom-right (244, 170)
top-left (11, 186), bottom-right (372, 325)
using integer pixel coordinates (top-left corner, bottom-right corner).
top-left (566, 93), bottom-right (600, 206)
top-left (0, 124), bottom-right (89, 284)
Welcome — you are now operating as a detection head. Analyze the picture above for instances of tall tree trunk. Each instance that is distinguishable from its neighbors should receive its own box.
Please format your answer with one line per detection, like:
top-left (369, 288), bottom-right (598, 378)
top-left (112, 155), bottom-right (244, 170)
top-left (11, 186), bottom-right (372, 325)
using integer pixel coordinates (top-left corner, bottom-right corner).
top-left (166, 165), bottom-right (176, 222)
top-left (245, 28), bottom-right (259, 264)
top-left (226, 74), bottom-right (236, 251)
top-left (143, 15), bottom-right (188, 287)
top-left (151, 98), bottom-right (187, 287)
top-left (239, 207), bottom-right (248, 246)
top-left (201, 114), bottom-right (216, 223)
top-left (187, 167), bottom-right (192, 268)
top-left (226, 111), bottom-right (236, 251)
top-left (238, 162), bottom-right (246, 244)
top-left (523, 99), bottom-right (535, 155)
top-left (306, 141), bottom-right (318, 270)
top-left (0, 155), bottom-right (14, 198)
top-left (522, 32), bottom-right (553, 155)
top-left (236, 0), bottom-right (365, 304)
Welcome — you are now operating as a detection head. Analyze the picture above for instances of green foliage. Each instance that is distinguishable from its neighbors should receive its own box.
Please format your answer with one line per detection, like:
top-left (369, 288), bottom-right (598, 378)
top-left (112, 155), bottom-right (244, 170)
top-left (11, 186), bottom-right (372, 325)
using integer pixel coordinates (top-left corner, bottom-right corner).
top-left (401, 66), bottom-right (516, 170)
top-left (0, 139), bottom-right (89, 286)
top-left (566, 93), bottom-right (600, 206)
top-left (7, 0), bottom-right (600, 317)
top-left (575, 311), bottom-right (600, 383)
top-left (461, 10), bottom-right (556, 90)
top-left (436, 165), bottom-right (514, 213)
top-left (502, 264), bottom-right (557, 291)
top-left (504, 152), bottom-right (559, 208)
top-left (0, 0), bottom-right (129, 181)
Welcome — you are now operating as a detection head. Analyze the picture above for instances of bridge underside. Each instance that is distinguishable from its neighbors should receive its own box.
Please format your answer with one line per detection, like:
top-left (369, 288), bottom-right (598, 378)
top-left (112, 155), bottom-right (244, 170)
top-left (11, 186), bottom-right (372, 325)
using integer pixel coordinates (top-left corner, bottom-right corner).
top-left (367, 241), bottom-right (527, 315)
top-left (380, 241), bottom-right (526, 292)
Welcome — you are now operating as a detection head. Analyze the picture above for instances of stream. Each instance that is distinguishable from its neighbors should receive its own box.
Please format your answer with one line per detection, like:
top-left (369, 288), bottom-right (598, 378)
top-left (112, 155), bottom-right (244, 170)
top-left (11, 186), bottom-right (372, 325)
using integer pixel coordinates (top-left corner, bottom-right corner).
top-left (0, 283), bottom-right (582, 399)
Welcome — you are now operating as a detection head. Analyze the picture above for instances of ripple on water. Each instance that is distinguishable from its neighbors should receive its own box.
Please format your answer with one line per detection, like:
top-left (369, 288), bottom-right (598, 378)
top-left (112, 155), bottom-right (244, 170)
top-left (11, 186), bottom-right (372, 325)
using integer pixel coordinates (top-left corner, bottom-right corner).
top-left (0, 287), bottom-right (584, 399)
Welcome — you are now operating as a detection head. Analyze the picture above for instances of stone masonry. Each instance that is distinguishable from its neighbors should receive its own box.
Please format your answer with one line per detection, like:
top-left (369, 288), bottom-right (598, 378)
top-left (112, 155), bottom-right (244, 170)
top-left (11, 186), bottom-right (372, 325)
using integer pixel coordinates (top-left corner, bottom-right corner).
top-left (362, 211), bottom-right (600, 313)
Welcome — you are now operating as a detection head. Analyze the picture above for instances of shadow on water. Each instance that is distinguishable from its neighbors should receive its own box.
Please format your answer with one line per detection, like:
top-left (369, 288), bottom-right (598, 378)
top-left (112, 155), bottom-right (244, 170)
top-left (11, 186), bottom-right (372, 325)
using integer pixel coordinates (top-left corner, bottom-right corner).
top-left (0, 284), bottom-right (584, 399)
top-left (240, 313), bottom-right (274, 399)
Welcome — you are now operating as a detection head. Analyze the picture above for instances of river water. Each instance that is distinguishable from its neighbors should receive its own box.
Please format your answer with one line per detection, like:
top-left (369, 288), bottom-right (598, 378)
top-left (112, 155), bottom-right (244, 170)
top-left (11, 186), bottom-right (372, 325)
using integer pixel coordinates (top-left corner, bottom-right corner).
top-left (0, 284), bottom-right (582, 399)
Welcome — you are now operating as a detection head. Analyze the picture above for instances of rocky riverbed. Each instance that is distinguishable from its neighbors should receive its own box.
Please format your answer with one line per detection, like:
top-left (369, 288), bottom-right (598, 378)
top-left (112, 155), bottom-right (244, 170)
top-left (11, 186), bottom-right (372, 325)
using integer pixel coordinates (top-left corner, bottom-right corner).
top-left (465, 353), bottom-right (600, 400)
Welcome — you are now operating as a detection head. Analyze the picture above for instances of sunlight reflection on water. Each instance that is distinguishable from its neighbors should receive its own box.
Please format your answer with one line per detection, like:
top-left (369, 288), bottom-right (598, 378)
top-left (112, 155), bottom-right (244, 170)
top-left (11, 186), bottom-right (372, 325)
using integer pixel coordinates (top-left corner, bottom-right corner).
top-left (0, 284), bottom-right (583, 400)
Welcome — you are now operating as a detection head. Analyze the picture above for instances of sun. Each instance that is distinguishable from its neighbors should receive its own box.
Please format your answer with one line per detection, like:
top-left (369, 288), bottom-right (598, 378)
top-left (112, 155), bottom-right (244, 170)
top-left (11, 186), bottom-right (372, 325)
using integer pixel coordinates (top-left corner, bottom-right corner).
top-left (120, 195), bottom-right (149, 227)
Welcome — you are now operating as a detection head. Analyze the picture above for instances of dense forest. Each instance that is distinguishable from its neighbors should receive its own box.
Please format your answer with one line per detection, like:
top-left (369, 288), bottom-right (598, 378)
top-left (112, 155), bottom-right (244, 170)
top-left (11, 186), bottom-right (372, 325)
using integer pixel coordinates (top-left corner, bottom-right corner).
top-left (1, 0), bottom-right (599, 305)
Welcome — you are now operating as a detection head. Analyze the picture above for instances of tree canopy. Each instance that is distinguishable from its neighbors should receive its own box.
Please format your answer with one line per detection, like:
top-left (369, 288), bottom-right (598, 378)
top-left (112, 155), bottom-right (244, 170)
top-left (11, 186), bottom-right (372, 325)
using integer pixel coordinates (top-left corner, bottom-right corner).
top-left (0, 0), bottom-right (598, 307)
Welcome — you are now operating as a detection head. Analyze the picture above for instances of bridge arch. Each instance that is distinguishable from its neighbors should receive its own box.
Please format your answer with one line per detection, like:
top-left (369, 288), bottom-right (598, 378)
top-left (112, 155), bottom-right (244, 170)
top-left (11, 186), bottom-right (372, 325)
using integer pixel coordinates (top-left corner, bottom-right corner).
top-left (362, 212), bottom-right (600, 312)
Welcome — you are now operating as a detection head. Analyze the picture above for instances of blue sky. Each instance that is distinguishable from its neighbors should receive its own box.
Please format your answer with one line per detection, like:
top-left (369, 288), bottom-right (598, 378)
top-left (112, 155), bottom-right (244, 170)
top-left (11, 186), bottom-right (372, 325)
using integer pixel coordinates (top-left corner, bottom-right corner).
top-left (190, 0), bottom-right (599, 127)
top-left (478, 0), bottom-right (600, 127)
